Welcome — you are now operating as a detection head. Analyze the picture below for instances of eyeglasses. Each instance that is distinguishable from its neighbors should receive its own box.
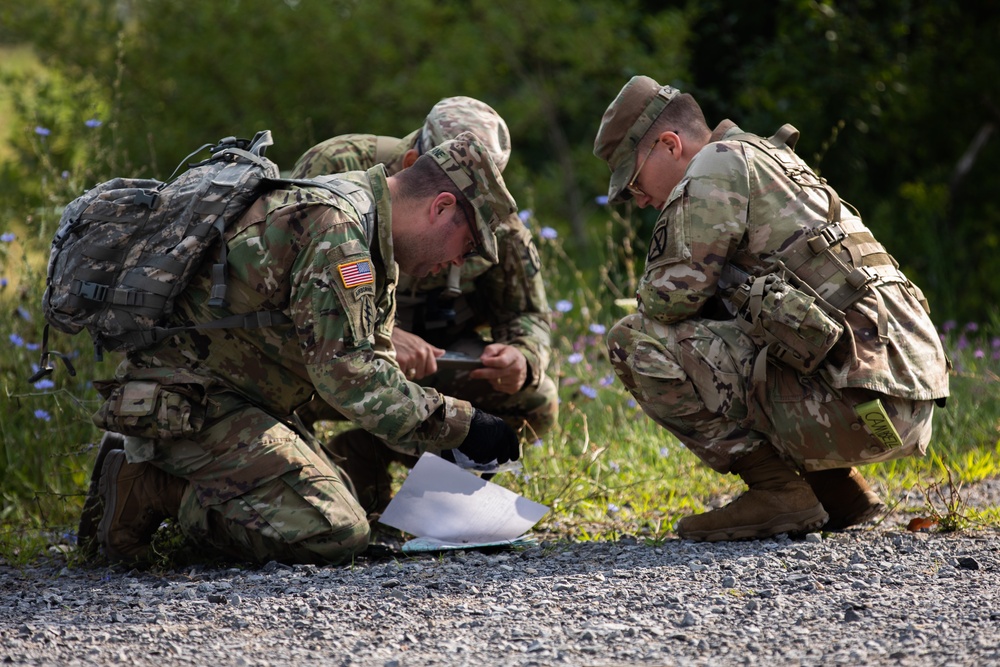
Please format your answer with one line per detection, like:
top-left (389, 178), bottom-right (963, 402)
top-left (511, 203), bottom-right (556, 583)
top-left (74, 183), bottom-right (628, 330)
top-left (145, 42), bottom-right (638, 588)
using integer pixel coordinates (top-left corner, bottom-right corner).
top-left (626, 138), bottom-right (660, 199)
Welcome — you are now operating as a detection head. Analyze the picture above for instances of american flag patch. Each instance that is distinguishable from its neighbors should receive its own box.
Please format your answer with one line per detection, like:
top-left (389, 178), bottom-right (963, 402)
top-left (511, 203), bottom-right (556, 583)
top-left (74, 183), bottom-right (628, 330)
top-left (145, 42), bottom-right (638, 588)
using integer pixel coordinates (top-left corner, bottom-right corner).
top-left (338, 259), bottom-right (374, 288)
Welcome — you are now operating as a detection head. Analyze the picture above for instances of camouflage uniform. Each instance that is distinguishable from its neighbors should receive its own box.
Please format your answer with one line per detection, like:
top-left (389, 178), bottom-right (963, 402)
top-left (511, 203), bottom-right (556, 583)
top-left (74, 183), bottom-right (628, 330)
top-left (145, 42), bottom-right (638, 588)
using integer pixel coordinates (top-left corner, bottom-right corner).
top-left (94, 134), bottom-right (516, 564)
top-left (292, 99), bottom-right (557, 437)
top-left (599, 112), bottom-right (949, 476)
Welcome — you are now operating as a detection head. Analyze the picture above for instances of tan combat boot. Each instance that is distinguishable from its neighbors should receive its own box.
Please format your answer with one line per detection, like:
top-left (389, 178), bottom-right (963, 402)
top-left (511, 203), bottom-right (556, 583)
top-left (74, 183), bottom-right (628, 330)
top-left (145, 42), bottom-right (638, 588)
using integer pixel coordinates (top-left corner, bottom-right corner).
top-left (326, 428), bottom-right (408, 516)
top-left (96, 450), bottom-right (187, 563)
top-left (676, 444), bottom-right (828, 542)
top-left (78, 432), bottom-right (126, 556)
top-left (803, 467), bottom-right (884, 530)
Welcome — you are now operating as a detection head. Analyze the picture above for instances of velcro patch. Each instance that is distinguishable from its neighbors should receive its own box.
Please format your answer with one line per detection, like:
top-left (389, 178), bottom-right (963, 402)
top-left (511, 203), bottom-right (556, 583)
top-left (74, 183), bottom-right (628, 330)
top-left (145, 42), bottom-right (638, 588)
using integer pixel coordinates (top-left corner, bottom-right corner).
top-left (338, 259), bottom-right (374, 288)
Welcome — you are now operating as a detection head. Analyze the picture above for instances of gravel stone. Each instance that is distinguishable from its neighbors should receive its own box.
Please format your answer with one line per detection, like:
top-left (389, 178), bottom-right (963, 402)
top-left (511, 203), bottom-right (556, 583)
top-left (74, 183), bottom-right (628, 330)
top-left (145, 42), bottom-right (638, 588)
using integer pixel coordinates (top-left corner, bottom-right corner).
top-left (2, 479), bottom-right (999, 666)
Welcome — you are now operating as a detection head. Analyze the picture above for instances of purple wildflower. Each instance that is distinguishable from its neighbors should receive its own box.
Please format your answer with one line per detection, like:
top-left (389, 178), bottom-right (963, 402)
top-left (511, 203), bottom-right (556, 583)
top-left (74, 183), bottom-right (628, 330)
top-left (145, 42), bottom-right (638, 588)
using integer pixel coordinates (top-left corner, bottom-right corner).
top-left (518, 209), bottom-right (532, 223)
top-left (9, 333), bottom-right (24, 347)
top-left (942, 320), bottom-right (957, 333)
top-left (580, 385), bottom-right (597, 399)
top-left (974, 349), bottom-right (985, 359)
top-left (0, 278), bottom-right (7, 288)
top-left (659, 447), bottom-right (670, 457)
top-left (85, 118), bottom-right (102, 128)
top-left (34, 409), bottom-right (52, 421)
top-left (957, 335), bottom-right (969, 351)
top-left (555, 299), bottom-right (573, 313)
top-left (540, 226), bottom-right (558, 240)
top-left (34, 126), bottom-right (51, 137)
top-left (599, 374), bottom-right (615, 387)
top-left (16, 306), bottom-right (32, 321)
top-left (34, 379), bottom-right (55, 390)
top-left (595, 195), bottom-right (609, 206)
top-left (567, 352), bottom-right (584, 364)
top-left (589, 323), bottom-right (607, 335)
top-left (965, 322), bottom-right (979, 332)
top-left (992, 337), bottom-right (1000, 349)
top-left (1, 232), bottom-right (15, 242)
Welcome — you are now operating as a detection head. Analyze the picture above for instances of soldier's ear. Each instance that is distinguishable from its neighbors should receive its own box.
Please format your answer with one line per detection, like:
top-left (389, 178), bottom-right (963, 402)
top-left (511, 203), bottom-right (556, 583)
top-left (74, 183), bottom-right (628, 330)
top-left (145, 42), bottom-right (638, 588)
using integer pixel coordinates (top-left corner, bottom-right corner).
top-left (659, 131), bottom-right (683, 160)
top-left (402, 149), bottom-right (419, 169)
top-left (430, 192), bottom-right (458, 222)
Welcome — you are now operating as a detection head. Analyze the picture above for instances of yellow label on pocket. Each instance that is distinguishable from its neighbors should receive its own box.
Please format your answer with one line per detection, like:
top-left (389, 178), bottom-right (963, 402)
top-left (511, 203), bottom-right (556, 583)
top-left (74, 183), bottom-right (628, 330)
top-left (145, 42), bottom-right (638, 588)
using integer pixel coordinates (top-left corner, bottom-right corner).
top-left (854, 399), bottom-right (903, 450)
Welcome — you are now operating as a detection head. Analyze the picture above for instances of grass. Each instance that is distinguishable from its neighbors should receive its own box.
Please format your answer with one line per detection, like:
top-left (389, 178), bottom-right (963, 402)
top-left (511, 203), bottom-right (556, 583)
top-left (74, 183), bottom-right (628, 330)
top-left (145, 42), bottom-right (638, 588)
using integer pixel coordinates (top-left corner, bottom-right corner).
top-left (2, 109), bottom-right (999, 568)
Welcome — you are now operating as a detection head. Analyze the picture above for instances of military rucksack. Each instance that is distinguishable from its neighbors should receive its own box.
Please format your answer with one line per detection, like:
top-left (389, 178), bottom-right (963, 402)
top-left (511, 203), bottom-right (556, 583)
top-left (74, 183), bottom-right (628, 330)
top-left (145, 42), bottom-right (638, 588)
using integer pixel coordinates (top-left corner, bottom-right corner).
top-left (29, 130), bottom-right (373, 382)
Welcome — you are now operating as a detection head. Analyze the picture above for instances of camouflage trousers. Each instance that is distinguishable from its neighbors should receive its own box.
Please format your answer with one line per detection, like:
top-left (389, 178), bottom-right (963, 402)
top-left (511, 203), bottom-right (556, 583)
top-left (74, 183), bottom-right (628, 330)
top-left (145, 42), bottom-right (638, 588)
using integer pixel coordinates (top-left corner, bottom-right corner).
top-left (124, 391), bottom-right (369, 565)
top-left (607, 313), bottom-right (935, 473)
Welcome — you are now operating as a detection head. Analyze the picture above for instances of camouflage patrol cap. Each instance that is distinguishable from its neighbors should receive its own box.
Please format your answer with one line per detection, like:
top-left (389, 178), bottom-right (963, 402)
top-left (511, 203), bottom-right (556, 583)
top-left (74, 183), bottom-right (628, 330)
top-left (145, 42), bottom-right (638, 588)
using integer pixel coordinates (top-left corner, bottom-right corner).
top-left (420, 96), bottom-right (511, 172)
top-left (593, 76), bottom-right (680, 204)
top-left (427, 131), bottom-right (516, 265)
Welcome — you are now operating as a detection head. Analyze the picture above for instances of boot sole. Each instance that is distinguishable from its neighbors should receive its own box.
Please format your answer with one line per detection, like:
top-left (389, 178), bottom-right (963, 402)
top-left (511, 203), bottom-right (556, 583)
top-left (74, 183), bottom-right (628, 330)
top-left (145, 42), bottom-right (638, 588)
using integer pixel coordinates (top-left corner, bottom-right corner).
top-left (76, 433), bottom-right (125, 555)
top-left (679, 505), bottom-right (830, 542)
top-left (96, 450), bottom-right (127, 562)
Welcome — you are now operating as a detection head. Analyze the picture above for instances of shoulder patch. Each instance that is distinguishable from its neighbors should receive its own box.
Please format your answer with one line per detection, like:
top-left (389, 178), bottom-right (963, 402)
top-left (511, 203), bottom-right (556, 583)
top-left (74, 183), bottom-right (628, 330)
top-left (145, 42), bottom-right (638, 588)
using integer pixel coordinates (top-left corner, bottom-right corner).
top-left (338, 259), bottom-right (374, 288)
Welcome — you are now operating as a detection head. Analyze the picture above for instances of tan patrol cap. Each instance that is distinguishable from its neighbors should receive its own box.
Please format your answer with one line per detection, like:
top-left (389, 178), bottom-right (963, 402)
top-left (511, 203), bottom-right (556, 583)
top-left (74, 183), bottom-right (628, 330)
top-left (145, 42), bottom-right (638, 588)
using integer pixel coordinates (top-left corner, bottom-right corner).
top-left (420, 96), bottom-right (511, 172)
top-left (593, 76), bottom-right (680, 204)
top-left (427, 131), bottom-right (516, 265)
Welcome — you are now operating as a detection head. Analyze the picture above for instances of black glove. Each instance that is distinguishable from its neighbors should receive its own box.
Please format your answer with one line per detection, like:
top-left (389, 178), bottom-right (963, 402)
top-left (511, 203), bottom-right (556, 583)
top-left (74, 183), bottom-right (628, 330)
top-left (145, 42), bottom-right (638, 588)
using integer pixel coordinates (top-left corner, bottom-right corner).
top-left (441, 409), bottom-right (520, 469)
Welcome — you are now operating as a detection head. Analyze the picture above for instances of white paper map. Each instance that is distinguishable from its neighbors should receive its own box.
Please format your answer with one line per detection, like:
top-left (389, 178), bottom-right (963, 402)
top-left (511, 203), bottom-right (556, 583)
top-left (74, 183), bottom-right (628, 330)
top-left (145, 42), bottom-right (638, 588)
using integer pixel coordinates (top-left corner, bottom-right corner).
top-left (378, 453), bottom-right (549, 552)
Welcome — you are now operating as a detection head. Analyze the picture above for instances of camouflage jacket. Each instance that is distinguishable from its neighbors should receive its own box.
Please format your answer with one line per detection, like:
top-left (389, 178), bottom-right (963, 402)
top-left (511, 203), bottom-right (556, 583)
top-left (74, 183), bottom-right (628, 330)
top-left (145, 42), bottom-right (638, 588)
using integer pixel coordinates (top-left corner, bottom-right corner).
top-left (291, 132), bottom-right (552, 389)
top-left (637, 121), bottom-right (949, 400)
top-left (115, 166), bottom-right (474, 453)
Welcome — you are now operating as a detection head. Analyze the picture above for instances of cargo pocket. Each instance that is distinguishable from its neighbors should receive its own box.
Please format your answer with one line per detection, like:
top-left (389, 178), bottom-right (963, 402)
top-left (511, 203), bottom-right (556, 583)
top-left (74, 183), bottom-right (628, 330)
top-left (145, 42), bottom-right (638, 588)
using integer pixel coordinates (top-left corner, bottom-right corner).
top-left (92, 379), bottom-right (208, 440)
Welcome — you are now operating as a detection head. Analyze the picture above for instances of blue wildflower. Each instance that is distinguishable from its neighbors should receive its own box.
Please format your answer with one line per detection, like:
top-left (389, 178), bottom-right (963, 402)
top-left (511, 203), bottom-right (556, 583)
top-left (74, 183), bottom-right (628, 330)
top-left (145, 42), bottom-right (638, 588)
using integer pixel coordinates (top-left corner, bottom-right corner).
top-left (34, 378), bottom-right (55, 390)
top-left (518, 209), bottom-right (532, 223)
top-left (608, 503), bottom-right (620, 513)
top-left (555, 299), bottom-right (573, 313)
top-left (61, 170), bottom-right (70, 179)
top-left (9, 333), bottom-right (25, 347)
top-left (85, 118), bottom-right (102, 128)
top-left (1, 232), bottom-right (15, 242)
top-left (35, 126), bottom-right (51, 137)
top-left (1, 278), bottom-right (7, 288)
top-left (567, 352), bottom-right (584, 364)
top-left (589, 323), bottom-right (607, 335)
top-left (26, 342), bottom-right (40, 351)
top-left (540, 226), bottom-right (558, 240)
top-left (659, 447), bottom-right (670, 457)
top-left (599, 374), bottom-right (615, 387)
top-left (595, 195), bottom-right (609, 206)
top-left (34, 409), bottom-right (52, 421)
top-left (16, 306), bottom-right (32, 321)
top-left (580, 385), bottom-right (597, 399)
top-left (532, 439), bottom-right (543, 448)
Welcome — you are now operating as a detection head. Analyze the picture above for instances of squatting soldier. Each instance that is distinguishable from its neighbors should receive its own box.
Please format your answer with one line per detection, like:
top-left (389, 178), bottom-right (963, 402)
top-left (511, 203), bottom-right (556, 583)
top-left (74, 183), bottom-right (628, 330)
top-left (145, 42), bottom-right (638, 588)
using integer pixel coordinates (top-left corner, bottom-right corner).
top-left (593, 76), bottom-right (950, 541)
top-left (292, 96), bottom-right (557, 514)
top-left (80, 133), bottom-right (522, 565)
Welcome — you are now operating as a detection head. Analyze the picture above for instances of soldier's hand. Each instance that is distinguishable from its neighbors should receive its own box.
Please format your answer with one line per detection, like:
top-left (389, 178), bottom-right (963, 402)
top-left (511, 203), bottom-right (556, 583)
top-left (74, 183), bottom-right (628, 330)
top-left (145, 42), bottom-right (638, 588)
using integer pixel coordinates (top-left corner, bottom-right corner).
top-left (393, 328), bottom-right (445, 380)
top-left (470, 343), bottom-right (527, 395)
top-left (441, 409), bottom-right (520, 469)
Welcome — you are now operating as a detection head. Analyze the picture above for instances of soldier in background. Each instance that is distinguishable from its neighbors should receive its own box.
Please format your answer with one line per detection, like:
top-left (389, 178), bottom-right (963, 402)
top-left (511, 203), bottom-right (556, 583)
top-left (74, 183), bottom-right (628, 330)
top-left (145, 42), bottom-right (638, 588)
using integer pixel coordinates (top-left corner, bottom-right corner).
top-left (593, 76), bottom-right (950, 541)
top-left (292, 97), bottom-right (557, 515)
top-left (80, 134), bottom-right (521, 565)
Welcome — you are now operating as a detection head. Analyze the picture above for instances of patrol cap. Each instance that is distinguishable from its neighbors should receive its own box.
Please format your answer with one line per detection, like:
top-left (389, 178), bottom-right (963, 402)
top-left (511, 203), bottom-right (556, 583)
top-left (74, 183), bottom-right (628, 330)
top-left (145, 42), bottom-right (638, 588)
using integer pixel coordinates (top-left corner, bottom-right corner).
top-left (427, 131), bottom-right (516, 265)
top-left (420, 96), bottom-right (511, 172)
top-left (593, 76), bottom-right (680, 203)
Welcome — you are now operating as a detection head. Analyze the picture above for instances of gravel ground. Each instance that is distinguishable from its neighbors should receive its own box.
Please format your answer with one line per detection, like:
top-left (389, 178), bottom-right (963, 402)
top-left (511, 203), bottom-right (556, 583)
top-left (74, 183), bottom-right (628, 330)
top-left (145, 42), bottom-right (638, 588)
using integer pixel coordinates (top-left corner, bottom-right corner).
top-left (2, 479), bottom-right (998, 667)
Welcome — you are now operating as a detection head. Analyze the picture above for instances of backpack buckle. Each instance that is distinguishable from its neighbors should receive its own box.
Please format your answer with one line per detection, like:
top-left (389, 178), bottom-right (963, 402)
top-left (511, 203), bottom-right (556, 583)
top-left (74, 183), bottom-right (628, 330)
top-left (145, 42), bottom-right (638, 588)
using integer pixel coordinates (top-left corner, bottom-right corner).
top-left (134, 190), bottom-right (160, 209)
